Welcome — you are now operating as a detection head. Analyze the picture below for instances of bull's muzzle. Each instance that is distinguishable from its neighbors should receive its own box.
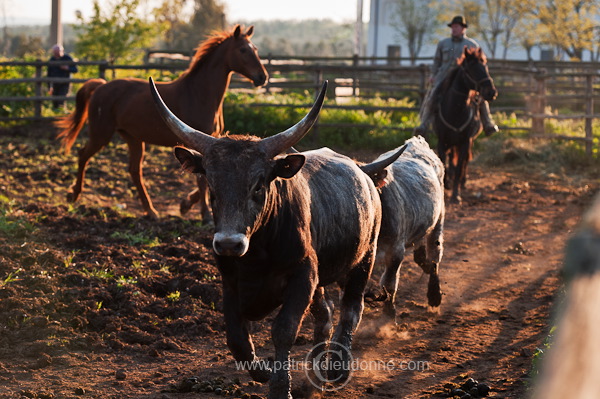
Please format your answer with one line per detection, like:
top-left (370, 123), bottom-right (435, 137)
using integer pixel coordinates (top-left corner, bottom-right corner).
top-left (213, 232), bottom-right (250, 257)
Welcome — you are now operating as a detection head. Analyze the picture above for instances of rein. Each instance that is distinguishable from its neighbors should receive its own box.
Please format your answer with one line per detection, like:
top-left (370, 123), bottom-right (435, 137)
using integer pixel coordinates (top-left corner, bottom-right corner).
top-left (438, 66), bottom-right (480, 132)
top-left (438, 104), bottom-right (474, 133)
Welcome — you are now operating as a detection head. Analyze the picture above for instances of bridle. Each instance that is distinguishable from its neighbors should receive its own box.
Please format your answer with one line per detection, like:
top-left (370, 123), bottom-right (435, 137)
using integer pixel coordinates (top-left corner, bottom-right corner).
top-left (439, 61), bottom-right (489, 132)
top-left (438, 56), bottom-right (495, 133)
top-left (460, 62), bottom-right (493, 92)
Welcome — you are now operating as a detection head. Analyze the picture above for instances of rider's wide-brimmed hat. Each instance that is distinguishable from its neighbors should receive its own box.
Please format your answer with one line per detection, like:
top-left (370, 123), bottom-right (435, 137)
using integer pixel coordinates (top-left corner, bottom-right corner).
top-left (448, 15), bottom-right (468, 27)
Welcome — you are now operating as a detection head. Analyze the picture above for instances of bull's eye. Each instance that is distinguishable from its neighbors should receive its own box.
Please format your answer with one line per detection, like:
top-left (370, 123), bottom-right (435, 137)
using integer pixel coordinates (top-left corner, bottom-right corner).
top-left (252, 183), bottom-right (264, 202)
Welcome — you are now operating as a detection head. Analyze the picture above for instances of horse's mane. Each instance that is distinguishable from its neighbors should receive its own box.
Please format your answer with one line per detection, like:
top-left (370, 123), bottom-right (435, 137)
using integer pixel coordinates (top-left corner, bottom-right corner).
top-left (435, 47), bottom-right (486, 99)
top-left (183, 27), bottom-right (241, 75)
top-left (437, 65), bottom-right (461, 97)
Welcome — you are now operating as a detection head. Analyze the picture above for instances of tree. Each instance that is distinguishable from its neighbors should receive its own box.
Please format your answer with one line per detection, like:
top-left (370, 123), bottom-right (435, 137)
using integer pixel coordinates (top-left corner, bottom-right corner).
top-left (498, 1), bottom-right (525, 59)
top-left (74, 0), bottom-right (160, 65)
top-left (513, 13), bottom-right (539, 61)
top-left (177, 0), bottom-right (226, 52)
top-left (444, 0), bottom-right (530, 60)
top-left (389, 0), bottom-right (439, 65)
top-left (152, 0), bottom-right (189, 50)
top-left (522, 0), bottom-right (599, 61)
top-left (10, 34), bottom-right (45, 58)
top-left (593, 26), bottom-right (600, 61)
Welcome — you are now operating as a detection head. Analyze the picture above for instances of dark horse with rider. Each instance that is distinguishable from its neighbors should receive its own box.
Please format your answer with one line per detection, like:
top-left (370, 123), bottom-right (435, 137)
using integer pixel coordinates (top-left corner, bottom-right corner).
top-left (415, 15), bottom-right (498, 203)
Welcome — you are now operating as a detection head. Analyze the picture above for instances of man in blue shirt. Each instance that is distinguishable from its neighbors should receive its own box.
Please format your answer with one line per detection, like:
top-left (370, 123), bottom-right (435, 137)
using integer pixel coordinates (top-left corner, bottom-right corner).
top-left (47, 44), bottom-right (78, 110)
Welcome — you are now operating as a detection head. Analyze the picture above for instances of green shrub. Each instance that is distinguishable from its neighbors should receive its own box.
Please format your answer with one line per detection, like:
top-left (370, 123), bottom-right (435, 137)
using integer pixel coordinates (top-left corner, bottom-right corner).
top-left (223, 91), bottom-right (417, 151)
top-left (0, 57), bottom-right (36, 119)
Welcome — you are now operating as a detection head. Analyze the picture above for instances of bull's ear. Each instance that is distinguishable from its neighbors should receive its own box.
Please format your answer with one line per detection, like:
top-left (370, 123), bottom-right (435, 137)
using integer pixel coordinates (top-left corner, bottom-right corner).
top-left (273, 154), bottom-right (305, 179)
top-left (365, 169), bottom-right (389, 189)
top-left (174, 146), bottom-right (205, 174)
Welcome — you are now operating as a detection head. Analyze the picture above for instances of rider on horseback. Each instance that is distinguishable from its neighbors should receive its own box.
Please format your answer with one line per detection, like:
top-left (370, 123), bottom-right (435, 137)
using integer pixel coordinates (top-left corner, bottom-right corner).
top-left (414, 15), bottom-right (499, 137)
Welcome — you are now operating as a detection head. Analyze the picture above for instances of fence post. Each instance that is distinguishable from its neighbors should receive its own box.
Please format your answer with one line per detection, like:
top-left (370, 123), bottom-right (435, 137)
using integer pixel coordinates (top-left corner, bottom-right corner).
top-left (34, 60), bottom-right (43, 120)
top-left (264, 53), bottom-right (272, 94)
top-left (532, 69), bottom-right (547, 135)
top-left (586, 74), bottom-right (594, 156)
top-left (352, 54), bottom-right (359, 96)
top-left (99, 61), bottom-right (107, 80)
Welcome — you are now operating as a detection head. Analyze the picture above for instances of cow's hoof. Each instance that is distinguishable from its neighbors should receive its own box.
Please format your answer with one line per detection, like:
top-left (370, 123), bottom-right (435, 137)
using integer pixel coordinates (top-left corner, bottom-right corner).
top-left (293, 381), bottom-right (322, 398)
top-left (249, 368), bottom-right (271, 383)
top-left (382, 302), bottom-right (396, 323)
top-left (327, 366), bottom-right (351, 385)
top-left (427, 274), bottom-right (442, 307)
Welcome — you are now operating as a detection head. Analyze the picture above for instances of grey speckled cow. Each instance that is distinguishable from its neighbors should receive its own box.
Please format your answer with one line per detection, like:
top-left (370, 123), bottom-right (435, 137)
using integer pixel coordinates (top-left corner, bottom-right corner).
top-left (361, 136), bottom-right (446, 320)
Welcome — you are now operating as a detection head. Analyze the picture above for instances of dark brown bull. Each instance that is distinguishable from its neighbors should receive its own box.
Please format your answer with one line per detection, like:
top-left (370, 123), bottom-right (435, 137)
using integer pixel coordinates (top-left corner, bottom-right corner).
top-left (150, 79), bottom-right (404, 398)
top-left (56, 25), bottom-right (267, 219)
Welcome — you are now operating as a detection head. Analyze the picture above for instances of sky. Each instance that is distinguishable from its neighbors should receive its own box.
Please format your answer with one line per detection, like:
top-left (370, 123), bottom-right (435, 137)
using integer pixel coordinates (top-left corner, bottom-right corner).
top-left (1, 0), bottom-right (369, 25)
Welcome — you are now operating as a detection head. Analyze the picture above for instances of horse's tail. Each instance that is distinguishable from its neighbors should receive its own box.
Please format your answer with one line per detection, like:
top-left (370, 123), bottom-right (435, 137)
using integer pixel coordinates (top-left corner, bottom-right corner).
top-left (55, 78), bottom-right (107, 154)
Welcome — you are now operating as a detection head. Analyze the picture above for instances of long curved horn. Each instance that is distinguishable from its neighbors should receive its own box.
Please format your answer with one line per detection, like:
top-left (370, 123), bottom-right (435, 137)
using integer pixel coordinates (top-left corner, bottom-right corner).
top-left (260, 80), bottom-right (328, 157)
top-left (359, 143), bottom-right (408, 176)
top-left (149, 77), bottom-right (217, 153)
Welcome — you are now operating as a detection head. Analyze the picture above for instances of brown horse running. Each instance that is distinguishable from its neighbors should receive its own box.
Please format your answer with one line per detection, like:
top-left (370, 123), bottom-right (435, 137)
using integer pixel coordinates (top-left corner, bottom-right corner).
top-left (56, 24), bottom-right (268, 219)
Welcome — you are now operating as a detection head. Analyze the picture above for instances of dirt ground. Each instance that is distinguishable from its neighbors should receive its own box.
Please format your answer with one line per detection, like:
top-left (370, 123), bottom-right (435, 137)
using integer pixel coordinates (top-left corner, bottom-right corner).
top-left (0, 125), bottom-right (597, 399)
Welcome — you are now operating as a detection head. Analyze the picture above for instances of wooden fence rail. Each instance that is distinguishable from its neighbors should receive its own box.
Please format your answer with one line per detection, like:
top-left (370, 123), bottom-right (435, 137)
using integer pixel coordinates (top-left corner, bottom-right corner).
top-left (0, 57), bottom-right (598, 154)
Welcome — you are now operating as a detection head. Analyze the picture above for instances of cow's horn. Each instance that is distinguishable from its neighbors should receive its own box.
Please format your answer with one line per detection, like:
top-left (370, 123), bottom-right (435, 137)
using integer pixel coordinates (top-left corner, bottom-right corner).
top-left (359, 143), bottom-right (408, 176)
top-left (260, 81), bottom-right (328, 157)
top-left (149, 77), bottom-right (217, 153)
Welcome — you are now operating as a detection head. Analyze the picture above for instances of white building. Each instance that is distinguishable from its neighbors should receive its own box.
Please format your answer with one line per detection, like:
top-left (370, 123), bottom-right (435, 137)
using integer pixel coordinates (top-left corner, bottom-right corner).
top-left (366, 0), bottom-right (404, 63)
top-left (364, 0), bottom-right (538, 62)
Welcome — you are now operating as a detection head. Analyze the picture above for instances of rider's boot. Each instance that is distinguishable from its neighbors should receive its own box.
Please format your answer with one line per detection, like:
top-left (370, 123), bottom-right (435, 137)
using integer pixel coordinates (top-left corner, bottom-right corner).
top-left (479, 100), bottom-right (499, 136)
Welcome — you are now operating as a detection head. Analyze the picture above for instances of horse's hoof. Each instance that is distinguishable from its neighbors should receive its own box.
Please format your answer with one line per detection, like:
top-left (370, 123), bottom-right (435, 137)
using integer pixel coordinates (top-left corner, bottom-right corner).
top-left (66, 191), bottom-right (78, 203)
top-left (450, 195), bottom-right (462, 204)
top-left (180, 199), bottom-right (192, 215)
top-left (145, 209), bottom-right (159, 219)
